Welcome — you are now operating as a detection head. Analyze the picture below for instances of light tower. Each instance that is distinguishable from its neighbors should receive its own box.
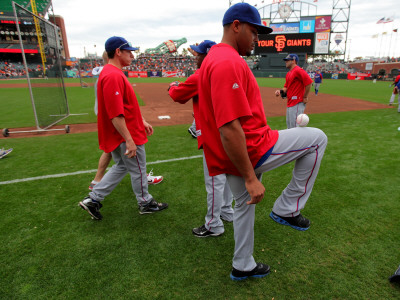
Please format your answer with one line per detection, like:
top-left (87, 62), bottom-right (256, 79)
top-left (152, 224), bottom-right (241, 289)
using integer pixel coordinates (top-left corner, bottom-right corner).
top-left (329, 0), bottom-right (351, 61)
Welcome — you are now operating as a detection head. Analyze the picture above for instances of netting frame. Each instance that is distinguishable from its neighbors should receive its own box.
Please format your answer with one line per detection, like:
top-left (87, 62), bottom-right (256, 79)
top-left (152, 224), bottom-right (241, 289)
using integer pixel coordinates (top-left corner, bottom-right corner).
top-left (8, 2), bottom-right (70, 135)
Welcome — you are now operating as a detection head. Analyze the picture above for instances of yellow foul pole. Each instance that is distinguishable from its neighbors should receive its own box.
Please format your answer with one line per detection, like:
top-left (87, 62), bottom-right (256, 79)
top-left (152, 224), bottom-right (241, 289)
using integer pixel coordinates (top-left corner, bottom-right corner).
top-left (30, 0), bottom-right (46, 75)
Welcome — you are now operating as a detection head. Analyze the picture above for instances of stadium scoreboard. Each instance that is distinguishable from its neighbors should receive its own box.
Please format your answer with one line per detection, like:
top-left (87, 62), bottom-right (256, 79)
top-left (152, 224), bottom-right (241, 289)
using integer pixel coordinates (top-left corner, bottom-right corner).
top-left (255, 15), bottom-right (331, 55)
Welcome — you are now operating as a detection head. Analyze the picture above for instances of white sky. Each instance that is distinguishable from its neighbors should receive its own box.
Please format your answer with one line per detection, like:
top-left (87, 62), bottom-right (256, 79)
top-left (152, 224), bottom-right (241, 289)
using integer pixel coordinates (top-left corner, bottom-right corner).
top-left (50, 0), bottom-right (400, 60)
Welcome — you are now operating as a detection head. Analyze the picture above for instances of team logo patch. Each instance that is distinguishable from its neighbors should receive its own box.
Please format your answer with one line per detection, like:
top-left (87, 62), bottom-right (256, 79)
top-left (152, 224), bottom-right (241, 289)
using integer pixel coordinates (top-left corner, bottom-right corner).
top-left (115, 91), bottom-right (119, 95)
top-left (232, 83), bottom-right (239, 89)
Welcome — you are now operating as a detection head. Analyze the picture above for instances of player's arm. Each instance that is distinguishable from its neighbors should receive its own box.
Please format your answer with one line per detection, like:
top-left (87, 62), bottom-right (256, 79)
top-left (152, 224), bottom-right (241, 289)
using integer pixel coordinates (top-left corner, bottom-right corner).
top-left (275, 87), bottom-right (287, 98)
top-left (142, 117), bottom-right (153, 136)
top-left (303, 83), bottom-right (311, 103)
top-left (169, 74), bottom-right (198, 103)
top-left (111, 115), bottom-right (137, 158)
top-left (219, 119), bottom-right (265, 205)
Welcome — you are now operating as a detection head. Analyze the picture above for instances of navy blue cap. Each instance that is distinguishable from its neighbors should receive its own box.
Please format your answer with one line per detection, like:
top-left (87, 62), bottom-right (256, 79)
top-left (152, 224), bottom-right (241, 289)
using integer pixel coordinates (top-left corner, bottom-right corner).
top-left (223, 3), bottom-right (272, 34)
top-left (105, 36), bottom-right (139, 52)
top-left (190, 40), bottom-right (216, 54)
top-left (283, 54), bottom-right (299, 63)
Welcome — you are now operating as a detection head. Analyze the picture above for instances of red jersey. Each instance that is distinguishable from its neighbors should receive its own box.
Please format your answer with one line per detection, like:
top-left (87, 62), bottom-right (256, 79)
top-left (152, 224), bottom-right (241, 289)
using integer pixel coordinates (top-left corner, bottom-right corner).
top-left (168, 69), bottom-right (203, 148)
top-left (97, 64), bottom-right (147, 153)
top-left (198, 43), bottom-right (279, 177)
top-left (395, 75), bottom-right (400, 84)
top-left (284, 65), bottom-right (313, 107)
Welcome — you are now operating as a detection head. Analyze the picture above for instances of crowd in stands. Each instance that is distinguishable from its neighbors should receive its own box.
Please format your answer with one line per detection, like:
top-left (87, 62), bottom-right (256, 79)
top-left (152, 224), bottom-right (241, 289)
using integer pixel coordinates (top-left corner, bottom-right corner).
top-left (0, 60), bottom-right (56, 78)
top-left (305, 60), bottom-right (354, 74)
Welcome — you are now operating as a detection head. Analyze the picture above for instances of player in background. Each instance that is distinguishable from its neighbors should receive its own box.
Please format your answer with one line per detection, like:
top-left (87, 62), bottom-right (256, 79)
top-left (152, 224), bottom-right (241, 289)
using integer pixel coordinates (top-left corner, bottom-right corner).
top-left (275, 53), bottom-right (312, 129)
top-left (168, 40), bottom-right (234, 238)
top-left (79, 36), bottom-right (168, 220)
top-left (198, 3), bottom-right (328, 280)
top-left (89, 52), bottom-right (163, 191)
top-left (314, 69), bottom-right (323, 96)
top-left (388, 70), bottom-right (400, 109)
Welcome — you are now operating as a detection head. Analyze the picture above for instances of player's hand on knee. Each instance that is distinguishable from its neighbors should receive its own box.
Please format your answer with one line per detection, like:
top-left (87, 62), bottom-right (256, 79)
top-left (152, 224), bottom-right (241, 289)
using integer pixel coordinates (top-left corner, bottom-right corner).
top-left (245, 180), bottom-right (265, 205)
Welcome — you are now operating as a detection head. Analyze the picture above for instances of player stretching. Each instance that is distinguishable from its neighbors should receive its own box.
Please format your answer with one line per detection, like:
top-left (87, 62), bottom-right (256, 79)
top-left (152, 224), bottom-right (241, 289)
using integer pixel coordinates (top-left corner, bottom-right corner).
top-left (275, 53), bottom-right (312, 129)
top-left (168, 40), bottom-right (234, 237)
top-left (198, 3), bottom-right (328, 281)
top-left (79, 36), bottom-right (168, 220)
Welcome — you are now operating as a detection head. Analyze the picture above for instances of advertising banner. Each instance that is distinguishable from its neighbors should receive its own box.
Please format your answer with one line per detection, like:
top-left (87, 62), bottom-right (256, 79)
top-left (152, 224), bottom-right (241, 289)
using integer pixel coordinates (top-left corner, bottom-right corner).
top-left (300, 19), bottom-right (315, 33)
top-left (255, 33), bottom-right (314, 54)
top-left (128, 71), bottom-right (148, 78)
top-left (314, 32), bottom-right (330, 54)
top-left (315, 16), bottom-right (331, 32)
top-left (269, 23), bottom-right (300, 34)
top-left (347, 72), bottom-right (371, 80)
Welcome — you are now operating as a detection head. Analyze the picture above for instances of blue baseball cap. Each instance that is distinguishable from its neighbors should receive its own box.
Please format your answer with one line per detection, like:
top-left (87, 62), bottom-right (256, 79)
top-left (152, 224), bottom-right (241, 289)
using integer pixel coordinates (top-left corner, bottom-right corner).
top-left (105, 36), bottom-right (139, 52)
top-left (222, 2), bottom-right (272, 34)
top-left (190, 40), bottom-right (216, 54)
top-left (283, 54), bottom-right (299, 63)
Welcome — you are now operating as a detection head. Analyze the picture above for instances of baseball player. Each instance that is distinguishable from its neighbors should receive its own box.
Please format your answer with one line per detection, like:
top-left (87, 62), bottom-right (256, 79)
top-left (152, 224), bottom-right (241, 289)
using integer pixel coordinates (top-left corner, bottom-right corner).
top-left (389, 70), bottom-right (400, 109)
top-left (314, 69), bottom-right (323, 96)
top-left (79, 36), bottom-right (168, 220)
top-left (275, 54), bottom-right (313, 129)
top-left (168, 40), bottom-right (234, 238)
top-left (198, 3), bottom-right (327, 280)
top-left (89, 52), bottom-right (163, 191)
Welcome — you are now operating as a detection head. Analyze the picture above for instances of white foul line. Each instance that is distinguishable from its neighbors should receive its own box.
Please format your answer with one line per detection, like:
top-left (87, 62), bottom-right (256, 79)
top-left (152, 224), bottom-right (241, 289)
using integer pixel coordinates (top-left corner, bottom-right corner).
top-left (0, 155), bottom-right (202, 185)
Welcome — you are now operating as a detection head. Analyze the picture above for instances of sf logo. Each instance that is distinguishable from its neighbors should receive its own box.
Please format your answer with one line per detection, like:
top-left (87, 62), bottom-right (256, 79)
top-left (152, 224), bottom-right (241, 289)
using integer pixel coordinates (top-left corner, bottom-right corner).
top-left (275, 35), bottom-right (286, 52)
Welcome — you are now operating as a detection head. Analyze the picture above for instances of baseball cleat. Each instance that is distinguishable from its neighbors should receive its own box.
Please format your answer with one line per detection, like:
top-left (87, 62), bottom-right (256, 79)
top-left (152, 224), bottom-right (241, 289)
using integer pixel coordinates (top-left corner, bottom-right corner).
top-left (389, 265), bottom-right (400, 283)
top-left (147, 170), bottom-right (163, 185)
top-left (230, 262), bottom-right (270, 281)
top-left (188, 127), bottom-right (197, 138)
top-left (139, 199), bottom-right (168, 214)
top-left (192, 225), bottom-right (223, 237)
top-left (79, 196), bottom-right (103, 220)
top-left (269, 211), bottom-right (310, 231)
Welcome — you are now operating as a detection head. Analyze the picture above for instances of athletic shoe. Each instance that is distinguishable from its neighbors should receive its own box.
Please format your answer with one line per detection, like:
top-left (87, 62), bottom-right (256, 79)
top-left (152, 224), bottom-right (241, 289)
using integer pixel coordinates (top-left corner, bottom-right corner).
top-left (269, 211), bottom-right (310, 231)
top-left (0, 148), bottom-right (13, 159)
top-left (188, 127), bottom-right (197, 138)
top-left (147, 170), bottom-right (163, 185)
top-left (230, 262), bottom-right (270, 281)
top-left (192, 225), bottom-right (223, 237)
top-left (139, 199), bottom-right (168, 214)
top-left (389, 265), bottom-right (400, 283)
top-left (88, 181), bottom-right (97, 191)
top-left (79, 196), bottom-right (103, 220)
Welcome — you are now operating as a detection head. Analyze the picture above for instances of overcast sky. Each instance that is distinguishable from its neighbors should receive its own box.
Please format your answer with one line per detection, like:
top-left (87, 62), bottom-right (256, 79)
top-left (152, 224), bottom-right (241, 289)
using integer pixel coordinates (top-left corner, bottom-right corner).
top-left (50, 0), bottom-right (399, 60)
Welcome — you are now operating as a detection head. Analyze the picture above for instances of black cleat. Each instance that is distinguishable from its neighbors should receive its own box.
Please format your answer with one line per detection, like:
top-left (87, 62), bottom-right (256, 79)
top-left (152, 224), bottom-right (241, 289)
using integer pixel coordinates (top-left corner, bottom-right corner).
top-left (79, 196), bottom-right (103, 220)
top-left (192, 225), bottom-right (223, 237)
top-left (270, 211), bottom-right (310, 231)
top-left (230, 262), bottom-right (270, 281)
top-left (139, 200), bottom-right (168, 214)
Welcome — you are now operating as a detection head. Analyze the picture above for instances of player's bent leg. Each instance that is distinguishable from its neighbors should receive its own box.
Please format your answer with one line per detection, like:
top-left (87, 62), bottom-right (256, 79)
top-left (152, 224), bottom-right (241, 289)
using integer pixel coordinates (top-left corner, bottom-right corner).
top-left (255, 127), bottom-right (327, 220)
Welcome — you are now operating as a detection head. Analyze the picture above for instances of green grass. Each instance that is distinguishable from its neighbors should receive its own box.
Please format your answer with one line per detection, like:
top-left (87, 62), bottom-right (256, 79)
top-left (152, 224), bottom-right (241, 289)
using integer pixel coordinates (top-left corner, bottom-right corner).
top-left (1, 78), bottom-right (400, 298)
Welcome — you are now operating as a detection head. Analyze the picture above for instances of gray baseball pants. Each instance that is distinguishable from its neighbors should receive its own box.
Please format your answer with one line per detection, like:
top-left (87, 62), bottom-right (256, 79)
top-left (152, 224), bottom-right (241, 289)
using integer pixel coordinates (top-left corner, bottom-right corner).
top-left (286, 102), bottom-right (306, 129)
top-left (226, 127), bottom-right (328, 271)
top-left (203, 153), bottom-right (234, 234)
top-left (89, 143), bottom-right (153, 205)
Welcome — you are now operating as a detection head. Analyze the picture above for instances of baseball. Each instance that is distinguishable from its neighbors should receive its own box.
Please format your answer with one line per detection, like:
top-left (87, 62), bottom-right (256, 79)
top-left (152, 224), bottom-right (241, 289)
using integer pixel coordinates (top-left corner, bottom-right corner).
top-left (296, 114), bottom-right (309, 127)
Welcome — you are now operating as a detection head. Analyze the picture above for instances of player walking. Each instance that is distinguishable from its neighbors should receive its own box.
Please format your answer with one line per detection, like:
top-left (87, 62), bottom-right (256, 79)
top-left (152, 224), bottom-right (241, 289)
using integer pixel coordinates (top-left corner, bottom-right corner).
top-left (314, 69), bottom-right (323, 96)
top-left (389, 70), bottom-right (400, 111)
top-left (198, 3), bottom-right (328, 280)
top-left (168, 40), bottom-right (234, 237)
top-left (275, 53), bottom-right (313, 129)
top-left (79, 36), bottom-right (168, 220)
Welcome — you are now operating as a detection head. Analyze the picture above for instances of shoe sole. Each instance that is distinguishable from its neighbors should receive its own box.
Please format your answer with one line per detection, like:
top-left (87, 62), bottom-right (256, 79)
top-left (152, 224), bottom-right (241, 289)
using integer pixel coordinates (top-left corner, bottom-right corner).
top-left (269, 212), bottom-right (309, 231)
top-left (148, 179), bottom-right (163, 185)
top-left (139, 206), bottom-right (168, 215)
top-left (188, 129), bottom-right (197, 138)
top-left (79, 202), bottom-right (101, 220)
top-left (230, 271), bottom-right (270, 281)
top-left (192, 231), bottom-right (223, 238)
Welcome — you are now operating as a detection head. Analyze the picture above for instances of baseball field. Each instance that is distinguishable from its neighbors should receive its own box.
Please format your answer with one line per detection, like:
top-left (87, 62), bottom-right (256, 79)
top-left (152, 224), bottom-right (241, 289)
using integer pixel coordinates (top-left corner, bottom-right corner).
top-left (1, 78), bottom-right (400, 299)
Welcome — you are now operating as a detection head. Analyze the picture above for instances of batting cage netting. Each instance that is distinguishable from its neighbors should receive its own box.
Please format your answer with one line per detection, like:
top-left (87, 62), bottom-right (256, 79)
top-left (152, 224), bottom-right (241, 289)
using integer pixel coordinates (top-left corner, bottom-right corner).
top-left (13, 2), bottom-right (69, 130)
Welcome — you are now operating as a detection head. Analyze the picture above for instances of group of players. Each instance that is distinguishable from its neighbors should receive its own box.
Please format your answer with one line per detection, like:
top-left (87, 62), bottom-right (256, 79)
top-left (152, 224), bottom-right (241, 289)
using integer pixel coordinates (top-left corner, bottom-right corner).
top-left (78, 2), bottom-right (329, 281)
